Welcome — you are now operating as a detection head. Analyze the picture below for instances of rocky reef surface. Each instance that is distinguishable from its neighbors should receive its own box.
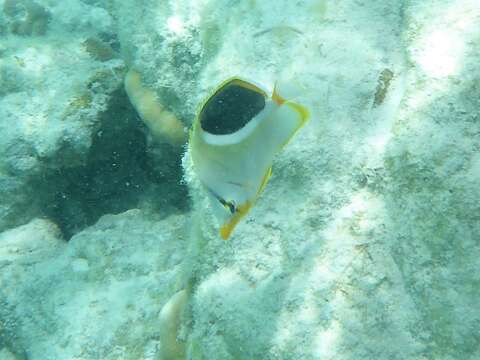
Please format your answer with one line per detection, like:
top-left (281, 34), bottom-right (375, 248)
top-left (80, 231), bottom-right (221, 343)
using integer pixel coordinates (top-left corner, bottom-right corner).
top-left (1, 0), bottom-right (479, 359)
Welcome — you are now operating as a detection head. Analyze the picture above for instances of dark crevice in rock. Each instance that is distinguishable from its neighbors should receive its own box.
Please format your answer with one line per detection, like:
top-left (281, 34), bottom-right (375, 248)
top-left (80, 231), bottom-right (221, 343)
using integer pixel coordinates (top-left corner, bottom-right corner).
top-left (38, 87), bottom-right (189, 239)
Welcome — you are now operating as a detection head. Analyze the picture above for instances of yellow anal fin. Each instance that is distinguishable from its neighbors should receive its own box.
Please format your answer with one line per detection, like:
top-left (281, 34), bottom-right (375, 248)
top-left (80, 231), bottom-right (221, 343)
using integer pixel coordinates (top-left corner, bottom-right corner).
top-left (257, 166), bottom-right (272, 197)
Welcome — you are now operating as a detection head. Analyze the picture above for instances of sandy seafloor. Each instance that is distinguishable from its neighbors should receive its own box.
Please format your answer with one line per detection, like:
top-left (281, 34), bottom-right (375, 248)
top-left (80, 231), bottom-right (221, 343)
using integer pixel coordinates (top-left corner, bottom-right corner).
top-left (1, 0), bottom-right (479, 359)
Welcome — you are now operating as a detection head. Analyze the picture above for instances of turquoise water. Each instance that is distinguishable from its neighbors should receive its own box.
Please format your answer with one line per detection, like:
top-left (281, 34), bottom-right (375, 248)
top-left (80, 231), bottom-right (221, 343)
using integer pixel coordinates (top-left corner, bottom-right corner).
top-left (1, 0), bottom-right (479, 359)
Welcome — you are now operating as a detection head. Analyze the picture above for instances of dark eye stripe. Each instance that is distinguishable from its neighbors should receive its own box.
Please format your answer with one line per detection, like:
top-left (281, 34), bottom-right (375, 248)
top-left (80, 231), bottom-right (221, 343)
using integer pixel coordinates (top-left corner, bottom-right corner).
top-left (205, 185), bottom-right (237, 214)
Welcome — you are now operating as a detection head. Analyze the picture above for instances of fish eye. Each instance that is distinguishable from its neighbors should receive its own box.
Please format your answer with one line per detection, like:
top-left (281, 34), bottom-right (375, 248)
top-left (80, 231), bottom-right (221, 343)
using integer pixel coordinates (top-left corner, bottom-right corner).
top-left (226, 200), bottom-right (236, 214)
top-left (219, 198), bottom-right (236, 214)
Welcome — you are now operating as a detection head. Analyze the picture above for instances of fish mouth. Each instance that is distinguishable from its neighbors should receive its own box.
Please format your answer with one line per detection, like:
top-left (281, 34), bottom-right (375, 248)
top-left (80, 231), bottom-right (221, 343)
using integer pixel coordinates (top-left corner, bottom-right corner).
top-left (219, 202), bottom-right (252, 240)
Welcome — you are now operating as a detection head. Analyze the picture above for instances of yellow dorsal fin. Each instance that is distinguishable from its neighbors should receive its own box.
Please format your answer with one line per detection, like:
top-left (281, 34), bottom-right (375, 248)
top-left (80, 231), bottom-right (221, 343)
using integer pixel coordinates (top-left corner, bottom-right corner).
top-left (272, 82), bottom-right (286, 105)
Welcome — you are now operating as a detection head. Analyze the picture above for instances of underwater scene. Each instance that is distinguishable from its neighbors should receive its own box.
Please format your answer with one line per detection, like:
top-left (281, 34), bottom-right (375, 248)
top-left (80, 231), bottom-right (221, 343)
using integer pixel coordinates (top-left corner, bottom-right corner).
top-left (1, 0), bottom-right (479, 359)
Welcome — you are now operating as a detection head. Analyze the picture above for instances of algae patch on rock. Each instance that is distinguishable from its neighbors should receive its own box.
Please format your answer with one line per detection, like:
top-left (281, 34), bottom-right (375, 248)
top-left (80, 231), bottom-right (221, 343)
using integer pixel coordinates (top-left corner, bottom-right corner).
top-left (373, 68), bottom-right (394, 107)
